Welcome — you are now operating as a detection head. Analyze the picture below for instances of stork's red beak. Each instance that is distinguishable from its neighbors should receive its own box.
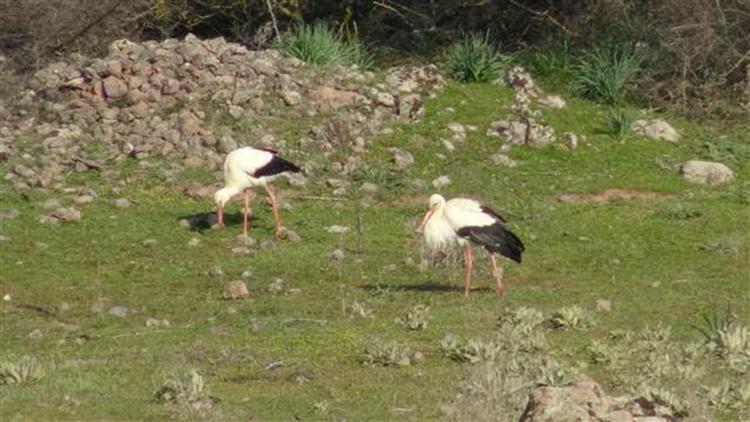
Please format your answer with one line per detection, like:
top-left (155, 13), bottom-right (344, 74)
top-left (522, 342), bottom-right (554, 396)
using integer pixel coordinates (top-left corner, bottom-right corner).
top-left (417, 206), bottom-right (435, 232)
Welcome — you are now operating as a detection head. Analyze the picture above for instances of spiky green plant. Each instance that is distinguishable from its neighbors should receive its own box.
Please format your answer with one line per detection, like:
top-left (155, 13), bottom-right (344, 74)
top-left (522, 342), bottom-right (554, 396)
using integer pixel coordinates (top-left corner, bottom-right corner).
top-left (395, 304), bottom-right (430, 331)
top-left (154, 370), bottom-right (208, 404)
top-left (442, 32), bottom-right (510, 83)
top-left (0, 355), bottom-right (48, 385)
top-left (604, 109), bottom-right (635, 140)
top-left (548, 305), bottom-right (596, 330)
top-left (279, 22), bottom-right (372, 68)
top-left (363, 342), bottom-right (411, 367)
top-left (572, 42), bottom-right (641, 105)
top-left (530, 38), bottom-right (571, 76)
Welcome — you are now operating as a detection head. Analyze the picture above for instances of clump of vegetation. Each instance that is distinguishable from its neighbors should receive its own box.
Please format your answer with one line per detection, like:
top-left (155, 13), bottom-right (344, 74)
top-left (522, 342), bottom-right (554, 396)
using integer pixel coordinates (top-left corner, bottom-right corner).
top-left (572, 42), bottom-right (641, 105)
top-left (694, 308), bottom-right (750, 373)
top-left (604, 109), bottom-right (635, 140)
top-left (705, 381), bottom-right (750, 417)
top-left (529, 38), bottom-right (571, 76)
top-left (363, 342), bottom-right (411, 367)
top-left (342, 300), bottom-right (373, 319)
top-left (0, 355), bottom-right (49, 385)
top-left (497, 306), bottom-right (545, 331)
top-left (662, 203), bottom-right (703, 220)
top-left (279, 22), bottom-right (372, 68)
top-left (442, 32), bottom-right (511, 83)
top-left (395, 304), bottom-right (430, 331)
top-left (154, 369), bottom-right (215, 410)
top-left (440, 334), bottom-right (501, 364)
top-left (547, 305), bottom-right (596, 330)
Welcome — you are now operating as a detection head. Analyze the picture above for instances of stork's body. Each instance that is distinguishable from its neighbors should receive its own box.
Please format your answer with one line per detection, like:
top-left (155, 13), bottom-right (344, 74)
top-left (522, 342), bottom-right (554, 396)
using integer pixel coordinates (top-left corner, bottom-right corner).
top-left (420, 194), bottom-right (524, 298)
top-left (214, 146), bottom-right (300, 237)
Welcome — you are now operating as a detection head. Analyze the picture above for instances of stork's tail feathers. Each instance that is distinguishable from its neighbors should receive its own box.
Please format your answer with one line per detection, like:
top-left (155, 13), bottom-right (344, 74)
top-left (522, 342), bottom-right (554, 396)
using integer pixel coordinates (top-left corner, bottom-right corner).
top-left (253, 155), bottom-right (301, 178)
top-left (457, 224), bottom-right (525, 263)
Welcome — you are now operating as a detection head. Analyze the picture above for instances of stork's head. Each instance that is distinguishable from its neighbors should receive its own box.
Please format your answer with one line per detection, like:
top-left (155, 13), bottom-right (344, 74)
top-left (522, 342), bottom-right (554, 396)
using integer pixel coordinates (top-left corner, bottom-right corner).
top-left (418, 194), bottom-right (446, 232)
top-left (214, 186), bottom-right (238, 209)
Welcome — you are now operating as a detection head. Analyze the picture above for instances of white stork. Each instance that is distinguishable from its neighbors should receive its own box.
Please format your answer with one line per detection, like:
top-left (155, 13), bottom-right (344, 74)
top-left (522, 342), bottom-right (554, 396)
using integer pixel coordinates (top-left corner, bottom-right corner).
top-left (214, 146), bottom-right (300, 237)
top-left (418, 194), bottom-right (524, 298)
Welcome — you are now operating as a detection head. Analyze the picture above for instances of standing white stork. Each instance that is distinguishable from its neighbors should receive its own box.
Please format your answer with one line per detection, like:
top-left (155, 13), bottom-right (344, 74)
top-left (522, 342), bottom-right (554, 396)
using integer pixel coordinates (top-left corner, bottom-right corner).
top-left (214, 146), bottom-right (300, 238)
top-left (418, 194), bottom-right (524, 298)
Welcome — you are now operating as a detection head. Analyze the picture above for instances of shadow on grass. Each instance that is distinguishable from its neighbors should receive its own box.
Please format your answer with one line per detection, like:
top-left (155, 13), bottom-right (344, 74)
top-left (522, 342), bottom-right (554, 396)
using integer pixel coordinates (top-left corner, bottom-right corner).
top-left (360, 281), bottom-right (493, 294)
top-left (177, 211), bottom-right (250, 232)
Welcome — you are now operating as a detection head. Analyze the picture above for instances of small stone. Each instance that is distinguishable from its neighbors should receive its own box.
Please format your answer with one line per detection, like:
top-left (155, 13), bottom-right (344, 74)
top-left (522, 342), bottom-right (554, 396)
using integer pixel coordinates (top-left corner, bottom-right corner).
top-left (114, 198), bottom-right (131, 208)
top-left (410, 351), bottom-right (425, 364)
top-left (281, 89), bottom-right (302, 106)
top-left (108, 305), bottom-right (129, 318)
top-left (0, 209), bottom-right (19, 219)
top-left (28, 329), bottom-right (43, 340)
top-left (90, 297), bottom-right (110, 314)
top-left (232, 246), bottom-right (251, 255)
top-left (538, 94), bottom-right (566, 109)
top-left (207, 266), bottom-right (224, 277)
top-left (412, 179), bottom-right (427, 191)
top-left (327, 225), bottom-right (350, 234)
top-left (595, 299), bottom-right (611, 313)
top-left (375, 92), bottom-right (395, 107)
top-left (564, 132), bottom-right (578, 150)
top-left (447, 122), bottom-right (465, 135)
top-left (74, 195), bottom-right (95, 205)
top-left (3, 294), bottom-right (11, 301)
top-left (389, 147), bottom-right (414, 170)
top-left (58, 301), bottom-right (71, 313)
top-left (491, 154), bottom-right (519, 168)
top-left (142, 238), bottom-right (157, 247)
top-left (680, 160), bottom-right (734, 186)
top-left (235, 234), bottom-right (257, 247)
top-left (330, 248), bottom-right (345, 261)
top-left (280, 228), bottom-right (301, 242)
top-left (631, 119), bottom-right (679, 143)
top-left (382, 264), bottom-right (397, 272)
top-left (102, 76), bottom-right (128, 98)
top-left (223, 280), bottom-right (250, 300)
top-left (651, 281), bottom-right (661, 288)
top-left (326, 178), bottom-right (349, 189)
top-left (432, 175), bottom-right (451, 189)
top-left (268, 278), bottom-right (285, 293)
top-left (188, 237), bottom-right (201, 247)
top-left (442, 140), bottom-right (455, 152)
top-left (260, 239), bottom-right (276, 250)
top-left (48, 207), bottom-right (82, 222)
top-left (42, 198), bottom-right (62, 209)
top-left (359, 182), bottom-right (379, 195)
top-left (145, 318), bottom-right (170, 328)
top-left (241, 270), bottom-right (253, 279)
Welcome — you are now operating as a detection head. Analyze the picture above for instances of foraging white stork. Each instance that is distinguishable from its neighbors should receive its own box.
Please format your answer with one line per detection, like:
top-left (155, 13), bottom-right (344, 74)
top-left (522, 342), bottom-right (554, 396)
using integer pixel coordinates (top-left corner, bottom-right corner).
top-left (419, 194), bottom-right (524, 298)
top-left (214, 146), bottom-right (300, 237)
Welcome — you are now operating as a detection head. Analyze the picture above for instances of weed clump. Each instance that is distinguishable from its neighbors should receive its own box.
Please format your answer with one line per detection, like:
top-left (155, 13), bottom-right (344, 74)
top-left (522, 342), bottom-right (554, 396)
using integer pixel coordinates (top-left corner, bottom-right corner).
top-left (154, 370), bottom-right (216, 411)
top-left (279, 22), bottom-right (372, 68)
top-left (604, 109), bottom-right (635, 140)
top-left (363, 342), bottom-right (411, 367)
top-left (547, 305), bottom-right (596, 330)
top-left (0, 355), bottom-right (49, 385)
top-left (442, 32), bottom-right (511, 83)
top-left (395, 304), bottom-right (430, 331)
top-left (572, 42), bottom-right (641, 105)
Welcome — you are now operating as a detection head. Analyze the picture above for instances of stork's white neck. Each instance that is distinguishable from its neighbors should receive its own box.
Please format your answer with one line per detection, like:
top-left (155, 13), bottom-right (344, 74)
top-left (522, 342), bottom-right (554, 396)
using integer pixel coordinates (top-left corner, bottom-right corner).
top-left (215, 185), bottom-right (242, 207)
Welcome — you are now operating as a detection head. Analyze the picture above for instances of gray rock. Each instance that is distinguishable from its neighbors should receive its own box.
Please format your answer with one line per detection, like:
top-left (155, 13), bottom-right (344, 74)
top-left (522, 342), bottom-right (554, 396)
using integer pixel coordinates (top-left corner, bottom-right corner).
top-left (375, 92), bottom-right (395, 107)
top-left (28, 329), bottom-right (43, 340)
top-left (268, 277), bottom-right (285, 293)
top-left (223, 280), bottom-right (250, 300)
top-left (491, 154), bottom-right (519, 168)
top-left (432, 175), bottom-right (451, 189)
top-left (114, 198), bottom-right (131, 208)
top-left (330, 248), bottom-right (345, 261)
top-left (596, 299), bottom-right (612, 313)
top-left (359, 182), bottom-right (378, 195)
top-left (102, 76), bottom-right (128, 98)
top-left (207, 266), bottom-right (225, 277)
top-left (188, 237), bottom-right (201, 247)
top-left (680, 160), bottom-right (734, 185)
top-left (74, 194), bottom-right (95, 205)
top-left (145, 317), bottom-right (170, 328)
top-left (108, 305), bottom-right (129, 318)
top-left (48, 207), bottom-right (82, 222)
top-left (631, 119), bottom-right (680, 143)
top-left (42, 198), bottom-right (62, 209)
top-left (232, 246), bottom-right (251, 255)
top-left (389, 147), bottom-right (414, 170)
top-left (327, 225), bottom-right (350, 234)
top-left (281, 89), bottom-right (302, 106)
top-left (0, 209), bottom-right (19, 219)
top-left (538, 94), bottom-right (566, 109)
top-left (142, 238), bottom-right (157, 247)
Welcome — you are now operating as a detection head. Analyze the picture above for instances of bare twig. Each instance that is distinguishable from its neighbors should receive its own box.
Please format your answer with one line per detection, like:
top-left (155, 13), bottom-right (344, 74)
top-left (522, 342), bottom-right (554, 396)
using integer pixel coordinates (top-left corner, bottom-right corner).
top-left (507, 0), bottom-right (577, 36)
top-left (71, 156), bottom-right (104, 170)
top-left (265, 0), bottom-right (281, 41)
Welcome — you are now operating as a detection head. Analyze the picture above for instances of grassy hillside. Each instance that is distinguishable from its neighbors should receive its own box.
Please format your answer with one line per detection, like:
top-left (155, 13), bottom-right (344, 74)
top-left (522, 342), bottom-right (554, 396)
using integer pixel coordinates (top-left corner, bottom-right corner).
top-left (1, 80), bottom-right (748, 420)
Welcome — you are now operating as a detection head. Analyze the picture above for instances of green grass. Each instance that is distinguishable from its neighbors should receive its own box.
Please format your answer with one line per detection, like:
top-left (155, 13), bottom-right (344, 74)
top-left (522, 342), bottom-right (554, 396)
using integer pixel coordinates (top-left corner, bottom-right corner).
top-left (572, 42), bottom-right (642, 105)
top-left (278, 22), bottom-right (373, 68)
top-left (441, 32), bottom-right (511, 83)
top-left (1, 81), bottom-right (748, 419)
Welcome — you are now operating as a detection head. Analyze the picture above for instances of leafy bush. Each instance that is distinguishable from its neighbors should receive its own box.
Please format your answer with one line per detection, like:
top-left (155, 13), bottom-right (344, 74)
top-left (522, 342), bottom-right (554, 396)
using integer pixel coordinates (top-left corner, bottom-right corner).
top-left (604, 109), bottom-right (635, 140)
top-left (442, 32), bottom-right (510, 83)
top-left (0, 355), bottom-right (48, 385)
top-left (154, 369), bottom-right (214, 408)
top-left (279, 22), bottom-right (372, 68)
top-left (363, 342), bottom-right (411, 367)
top-left (530, 38), bottom-right (571, 76)
top-left (548, 305), bottom-right (596, 330)
top-left (572, 42), bottom-right (641, 105)
top-left (395, 304), bottom-right (430, 331)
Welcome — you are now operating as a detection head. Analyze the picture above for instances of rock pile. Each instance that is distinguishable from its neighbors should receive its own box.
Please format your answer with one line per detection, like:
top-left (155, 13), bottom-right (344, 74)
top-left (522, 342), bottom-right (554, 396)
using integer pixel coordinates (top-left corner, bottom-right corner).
top-left (1, 34), bottom-right (445, 194)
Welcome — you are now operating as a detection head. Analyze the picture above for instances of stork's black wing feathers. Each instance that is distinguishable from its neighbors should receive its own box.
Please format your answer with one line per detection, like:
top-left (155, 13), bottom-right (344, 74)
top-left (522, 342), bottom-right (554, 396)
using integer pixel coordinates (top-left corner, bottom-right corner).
top-left (251, 154), bottom-right (301, 178)
top-left (480, 205), bottom-right (507, 223)
top-left (457, 223), bottom-right (524, 263)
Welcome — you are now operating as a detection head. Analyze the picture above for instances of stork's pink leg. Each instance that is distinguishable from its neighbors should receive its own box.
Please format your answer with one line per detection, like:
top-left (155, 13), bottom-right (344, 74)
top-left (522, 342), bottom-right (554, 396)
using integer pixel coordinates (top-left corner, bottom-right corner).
top-left (265, 186), bottom-right (282, 238)
top-left (463, 243), bottom-right (474, 298)
top-left (243, 190), bottom-right (252, 236)
top-left (487, 252), bottom-right (505, 299)
top-left (216, 206), bottom-right (224, 227)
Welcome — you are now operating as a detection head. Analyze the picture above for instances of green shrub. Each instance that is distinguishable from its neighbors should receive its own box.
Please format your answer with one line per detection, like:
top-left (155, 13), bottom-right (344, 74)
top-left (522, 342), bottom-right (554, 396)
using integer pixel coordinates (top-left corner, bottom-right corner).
top-left (530, 38), bottom-right (571, 76)
top-left (279, 22), bottom-right (372, 68)
top-left (573, 42), bottom-right (641, 105)
top-left (442, 32), bottom-right (510, 83)
top-left (604, 109), bottom-right (635, 140)
top-left (0, 355), bottom-right (48, 385)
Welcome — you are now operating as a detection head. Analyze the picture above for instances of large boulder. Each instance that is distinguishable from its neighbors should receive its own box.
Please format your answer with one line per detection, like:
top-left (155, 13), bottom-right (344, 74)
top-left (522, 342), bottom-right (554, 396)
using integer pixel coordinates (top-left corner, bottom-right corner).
top-left (680, 160), bottom-right (734, 185)
top-left (631, 119), bottom-right (680, 143)
top-left (520, 379), bottom-right (677, 422)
